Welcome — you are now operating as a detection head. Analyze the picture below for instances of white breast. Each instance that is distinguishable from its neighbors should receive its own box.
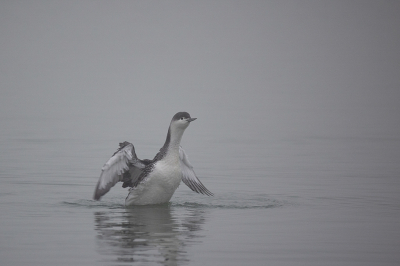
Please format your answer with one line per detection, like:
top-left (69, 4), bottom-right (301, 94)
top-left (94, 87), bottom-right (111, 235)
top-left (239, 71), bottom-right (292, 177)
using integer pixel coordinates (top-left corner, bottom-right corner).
top-left (125, 157), bottom-right (182, 206)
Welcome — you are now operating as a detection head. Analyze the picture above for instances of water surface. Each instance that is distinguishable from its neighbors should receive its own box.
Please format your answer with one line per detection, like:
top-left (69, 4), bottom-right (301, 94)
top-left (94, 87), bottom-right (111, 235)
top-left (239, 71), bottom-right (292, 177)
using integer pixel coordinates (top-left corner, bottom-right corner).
top-left (1, 114), bottom-right (399, 266)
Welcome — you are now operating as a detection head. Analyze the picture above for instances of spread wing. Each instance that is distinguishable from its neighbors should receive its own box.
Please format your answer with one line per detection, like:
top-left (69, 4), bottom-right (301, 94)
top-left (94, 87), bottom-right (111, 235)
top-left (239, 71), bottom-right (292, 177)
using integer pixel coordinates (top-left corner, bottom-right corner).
top-left (179, 146), bottom-right (213, 196)
top-left (93, 142), bottom-right (146, 200)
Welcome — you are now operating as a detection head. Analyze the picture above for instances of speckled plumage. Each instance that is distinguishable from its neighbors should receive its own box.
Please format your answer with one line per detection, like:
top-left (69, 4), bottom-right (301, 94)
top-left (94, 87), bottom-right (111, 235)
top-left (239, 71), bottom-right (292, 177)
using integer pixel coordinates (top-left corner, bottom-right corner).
top-left (93, 112), bottom-right (213, 206)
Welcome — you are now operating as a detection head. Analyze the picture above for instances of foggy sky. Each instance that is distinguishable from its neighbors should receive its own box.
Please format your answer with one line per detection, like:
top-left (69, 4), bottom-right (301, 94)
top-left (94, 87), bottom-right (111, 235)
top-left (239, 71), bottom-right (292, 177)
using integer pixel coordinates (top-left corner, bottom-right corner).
top-left (1, 0), bottom-right (399, 144)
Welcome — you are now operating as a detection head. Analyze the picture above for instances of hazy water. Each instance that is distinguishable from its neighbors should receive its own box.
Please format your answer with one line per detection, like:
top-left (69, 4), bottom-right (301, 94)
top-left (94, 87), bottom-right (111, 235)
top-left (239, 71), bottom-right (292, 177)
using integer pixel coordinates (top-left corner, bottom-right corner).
top-left (1, 112), bottom-right (399, 266)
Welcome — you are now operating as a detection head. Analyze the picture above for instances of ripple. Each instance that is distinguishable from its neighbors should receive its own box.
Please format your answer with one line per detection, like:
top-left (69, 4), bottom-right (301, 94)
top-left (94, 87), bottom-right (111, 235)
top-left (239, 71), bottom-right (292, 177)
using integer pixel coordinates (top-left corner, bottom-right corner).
top-left (171, 193), bottom-right (285, 210)
top-left (62, 193), bottom-right (286, 210)
top-left (62, 198), bottom-right (125, 209)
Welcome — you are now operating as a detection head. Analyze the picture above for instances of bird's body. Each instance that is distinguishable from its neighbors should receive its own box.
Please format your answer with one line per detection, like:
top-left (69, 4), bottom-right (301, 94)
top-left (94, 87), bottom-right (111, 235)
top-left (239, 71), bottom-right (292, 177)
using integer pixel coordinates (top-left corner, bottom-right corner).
top-left (93, 112), bottom-right (213, 206)
top-left (125, 159), bottom-right (182, 205)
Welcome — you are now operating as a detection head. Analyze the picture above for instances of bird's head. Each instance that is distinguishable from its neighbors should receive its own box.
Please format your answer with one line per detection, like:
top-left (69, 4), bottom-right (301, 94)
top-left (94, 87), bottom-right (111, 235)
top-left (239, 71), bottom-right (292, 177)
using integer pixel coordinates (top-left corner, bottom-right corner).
top-left (170, 112), bottom-right (197, 130)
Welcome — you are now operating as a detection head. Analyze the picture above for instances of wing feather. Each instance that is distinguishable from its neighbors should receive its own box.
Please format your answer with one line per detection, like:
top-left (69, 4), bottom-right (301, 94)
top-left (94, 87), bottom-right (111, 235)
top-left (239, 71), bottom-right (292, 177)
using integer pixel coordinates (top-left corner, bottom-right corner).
top-left (93, 142), bottom-right (145, 200)
top-left (179, 146), bottom-right (213, 196)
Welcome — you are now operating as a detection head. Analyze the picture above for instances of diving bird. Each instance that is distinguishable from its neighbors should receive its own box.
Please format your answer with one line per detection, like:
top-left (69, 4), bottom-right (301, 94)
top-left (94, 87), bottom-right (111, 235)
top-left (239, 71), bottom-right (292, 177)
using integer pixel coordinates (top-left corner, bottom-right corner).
top-left (93, 112), bottom-right (213, 206)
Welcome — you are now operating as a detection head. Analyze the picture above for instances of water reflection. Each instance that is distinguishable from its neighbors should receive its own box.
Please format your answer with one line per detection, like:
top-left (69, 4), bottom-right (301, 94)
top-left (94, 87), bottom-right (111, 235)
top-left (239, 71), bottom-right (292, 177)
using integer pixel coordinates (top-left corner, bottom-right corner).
top-left (94, 205), bottom-right (207, 265)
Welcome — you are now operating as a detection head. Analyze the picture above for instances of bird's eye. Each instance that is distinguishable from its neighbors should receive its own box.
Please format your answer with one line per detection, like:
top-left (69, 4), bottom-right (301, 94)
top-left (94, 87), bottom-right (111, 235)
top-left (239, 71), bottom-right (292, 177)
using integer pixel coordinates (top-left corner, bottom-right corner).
top-left (180, 117), bottom-right (184, 120)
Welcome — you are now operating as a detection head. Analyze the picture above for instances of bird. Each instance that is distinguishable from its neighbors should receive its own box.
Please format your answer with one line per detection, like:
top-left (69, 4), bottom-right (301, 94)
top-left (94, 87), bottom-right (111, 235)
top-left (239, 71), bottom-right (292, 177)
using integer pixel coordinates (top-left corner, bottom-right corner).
top-left (93, 112), bottom-right (213, 206)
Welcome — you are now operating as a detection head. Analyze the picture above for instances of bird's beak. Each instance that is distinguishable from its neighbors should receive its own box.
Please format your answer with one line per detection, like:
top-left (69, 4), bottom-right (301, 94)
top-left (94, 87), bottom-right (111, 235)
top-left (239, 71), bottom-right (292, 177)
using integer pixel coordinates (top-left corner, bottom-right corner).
top-left (187, 118), bottom-right (197, 122)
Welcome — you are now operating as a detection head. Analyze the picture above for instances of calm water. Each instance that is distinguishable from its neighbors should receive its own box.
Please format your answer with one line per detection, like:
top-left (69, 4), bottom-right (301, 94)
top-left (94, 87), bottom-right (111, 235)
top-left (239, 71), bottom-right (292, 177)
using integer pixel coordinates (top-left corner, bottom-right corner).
top-left (1, 114), bottom-right (399, 266)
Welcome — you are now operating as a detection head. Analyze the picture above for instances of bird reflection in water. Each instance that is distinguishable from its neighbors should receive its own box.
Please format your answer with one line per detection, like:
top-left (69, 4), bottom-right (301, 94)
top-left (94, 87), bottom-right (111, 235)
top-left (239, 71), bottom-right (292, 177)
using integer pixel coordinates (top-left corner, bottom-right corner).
top-left (94, 204), bottom-right (207, 265)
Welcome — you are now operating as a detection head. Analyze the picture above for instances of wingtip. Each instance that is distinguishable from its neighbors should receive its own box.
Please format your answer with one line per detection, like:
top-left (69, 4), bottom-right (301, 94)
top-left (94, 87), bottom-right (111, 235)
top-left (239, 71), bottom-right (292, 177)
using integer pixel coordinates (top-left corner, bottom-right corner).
top-left (203, 189), bottom-right (214, 197)
top-left (93, 191), bottom-right (101, 201)
top-left (93, 182), bottom-right (104, 201)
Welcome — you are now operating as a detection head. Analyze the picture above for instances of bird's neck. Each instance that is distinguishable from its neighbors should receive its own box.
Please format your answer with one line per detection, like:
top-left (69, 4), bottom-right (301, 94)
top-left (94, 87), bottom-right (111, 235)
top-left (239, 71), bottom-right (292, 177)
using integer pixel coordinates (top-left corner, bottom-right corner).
top-left (161, 125), bottom-right (184, 155)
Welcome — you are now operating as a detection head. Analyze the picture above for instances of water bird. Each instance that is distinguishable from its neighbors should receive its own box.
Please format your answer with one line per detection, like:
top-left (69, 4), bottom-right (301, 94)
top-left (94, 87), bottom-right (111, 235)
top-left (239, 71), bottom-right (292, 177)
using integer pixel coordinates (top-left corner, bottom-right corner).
top-left (93, 112), bottom-right (213, 206)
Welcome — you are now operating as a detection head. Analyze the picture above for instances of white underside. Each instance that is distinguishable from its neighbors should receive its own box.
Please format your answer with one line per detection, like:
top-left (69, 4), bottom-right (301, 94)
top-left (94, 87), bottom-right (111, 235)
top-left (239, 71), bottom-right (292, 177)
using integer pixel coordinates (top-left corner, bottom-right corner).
top-left (125, 159), bottom-right (182, 206)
